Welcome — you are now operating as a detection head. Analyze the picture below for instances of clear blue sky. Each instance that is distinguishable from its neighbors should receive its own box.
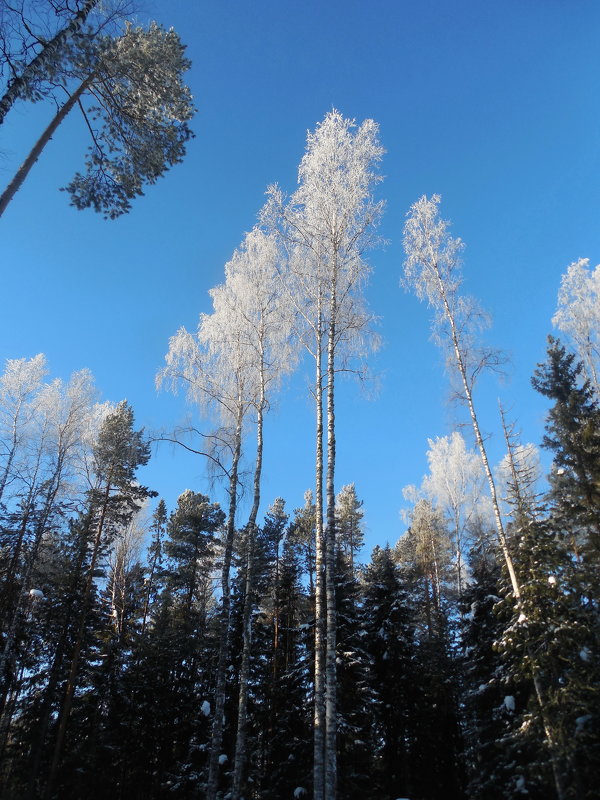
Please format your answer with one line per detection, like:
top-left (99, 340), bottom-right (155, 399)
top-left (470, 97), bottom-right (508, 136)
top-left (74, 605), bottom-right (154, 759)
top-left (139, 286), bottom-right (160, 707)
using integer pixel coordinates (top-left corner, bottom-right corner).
top-left (1, 0), bottom-right (599, 557)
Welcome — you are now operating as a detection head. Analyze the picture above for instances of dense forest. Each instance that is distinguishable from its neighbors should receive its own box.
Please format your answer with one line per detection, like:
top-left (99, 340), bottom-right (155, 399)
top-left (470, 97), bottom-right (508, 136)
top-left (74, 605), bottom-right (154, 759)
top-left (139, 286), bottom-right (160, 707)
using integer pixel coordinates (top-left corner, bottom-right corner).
top-left (1, 3), bottom-right (599, 800)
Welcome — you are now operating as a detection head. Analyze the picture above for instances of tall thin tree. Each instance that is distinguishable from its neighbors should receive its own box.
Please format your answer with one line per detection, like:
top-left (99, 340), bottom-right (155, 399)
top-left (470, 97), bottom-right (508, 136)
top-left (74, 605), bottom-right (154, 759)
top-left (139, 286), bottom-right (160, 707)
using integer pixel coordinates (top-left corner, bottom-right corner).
top-left (266, 110), bottom-right (384, 799)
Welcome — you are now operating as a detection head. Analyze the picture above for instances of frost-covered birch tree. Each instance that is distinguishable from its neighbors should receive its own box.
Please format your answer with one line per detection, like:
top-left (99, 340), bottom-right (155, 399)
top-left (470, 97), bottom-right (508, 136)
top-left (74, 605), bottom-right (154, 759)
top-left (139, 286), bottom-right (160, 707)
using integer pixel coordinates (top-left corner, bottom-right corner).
top-left (402, 195), bottom-right (520, 598)
top-left (552, 258), bottom-right (600, 399)
top-left (420, 432), bottom-right (487, 594)
top-left (0, 354), bottom-right (47, 506)
top-left (209, 227), bottom-right (296, 800)
top-left (0, 366), bottom-right (103, 714)
top-left (158, 312), bottom-right (255, 800)
top-left (158, 234), bottom-right (296, 799)
top-left (402, 195), bottom-right (567, 800)
top-left (265, 109), bottom-right (383, 800)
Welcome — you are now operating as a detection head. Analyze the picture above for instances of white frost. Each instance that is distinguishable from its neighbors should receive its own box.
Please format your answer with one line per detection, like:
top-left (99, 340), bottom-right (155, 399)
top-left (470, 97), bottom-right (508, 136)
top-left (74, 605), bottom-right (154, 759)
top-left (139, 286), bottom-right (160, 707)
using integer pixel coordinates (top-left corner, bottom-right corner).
top-left (575, 714), bottom-right (592, 733)
top-left (218, 754), bottom-right (228, 765)
top-left (579, 647), bottom-right (591, 662)
top-left (503, 695), bottom-right (516, 712)
top-left (515, 774), bottom-right (526, 793)
top-left (201, 700), bottom-right (211, 717)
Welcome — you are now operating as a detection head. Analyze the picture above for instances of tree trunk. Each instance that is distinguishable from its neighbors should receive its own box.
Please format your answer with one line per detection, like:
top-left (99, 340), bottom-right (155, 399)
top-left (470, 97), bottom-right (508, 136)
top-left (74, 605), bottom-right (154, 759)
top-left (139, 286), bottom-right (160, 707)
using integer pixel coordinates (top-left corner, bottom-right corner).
top-left (206, 409), bottom-right (243, 800)
top-left (436, 271), bottom-right (565, 800)
top-left (324, 286), bottom-right (337, 800)
top-left (0, 74), bottom-right (93, 218)
top-left (231, 370), bottom-right (266, 800)
top-left (313, 297), bottom-right (326, 800)
top-left (0, 0), bottom-right (100, 125)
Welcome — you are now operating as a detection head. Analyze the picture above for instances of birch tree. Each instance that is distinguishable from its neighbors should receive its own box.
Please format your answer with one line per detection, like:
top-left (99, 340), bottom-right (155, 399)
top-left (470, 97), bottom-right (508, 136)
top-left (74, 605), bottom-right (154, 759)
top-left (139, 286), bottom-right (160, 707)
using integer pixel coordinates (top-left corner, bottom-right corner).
top-left (552, 258), bottom-right (600, 399)
top-left (421, 432), bottom-right (487, 594)
top-left (0, 354), bottom-right (47, 506)
top-left (265, 110), bottom-right (384, 800)
top-left (0, 367), bottom-right (101, 718)
top-left (402, 195), bottom-right (520, 599)
top-left (159, 319), bottom-right (250, 799)
top-left (402, 195), bottom-right (566, 800)
top-left (211, 228), bottom-right (296, 800)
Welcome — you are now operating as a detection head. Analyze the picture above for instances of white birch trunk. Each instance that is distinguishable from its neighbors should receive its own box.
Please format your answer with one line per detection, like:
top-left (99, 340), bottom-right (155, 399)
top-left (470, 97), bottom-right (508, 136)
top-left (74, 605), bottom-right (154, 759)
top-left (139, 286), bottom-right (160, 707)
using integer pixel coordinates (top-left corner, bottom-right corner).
top-left (231, 365), bottom-right (266, 800)
top-left (432, 265), bottom-right (565, 800)
top-left (205, 408), bottom-right (243, 800)
top-left (324, 285), bottom-right (338, 800)
top-left (313, 297), bottom-right (326, 800)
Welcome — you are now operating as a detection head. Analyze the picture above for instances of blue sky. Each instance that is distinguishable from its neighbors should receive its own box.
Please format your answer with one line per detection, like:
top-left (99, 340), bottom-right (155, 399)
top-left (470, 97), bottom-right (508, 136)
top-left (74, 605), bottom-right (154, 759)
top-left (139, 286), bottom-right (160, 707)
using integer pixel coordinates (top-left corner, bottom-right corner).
top-left (1, 0), bottom-right (600, 556)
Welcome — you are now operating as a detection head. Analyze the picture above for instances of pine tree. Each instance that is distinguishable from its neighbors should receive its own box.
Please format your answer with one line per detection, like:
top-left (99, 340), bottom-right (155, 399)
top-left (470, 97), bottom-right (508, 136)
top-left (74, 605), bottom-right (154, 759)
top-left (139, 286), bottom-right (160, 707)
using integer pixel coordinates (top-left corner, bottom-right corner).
top-left (0, 21), bottom-right (194, 218)
top-left (46, 400), bottom-right (154, 795)
top-left (460, 544), bottom-right (513, 800)
top-left (532, 337), bottom-right (600, 563)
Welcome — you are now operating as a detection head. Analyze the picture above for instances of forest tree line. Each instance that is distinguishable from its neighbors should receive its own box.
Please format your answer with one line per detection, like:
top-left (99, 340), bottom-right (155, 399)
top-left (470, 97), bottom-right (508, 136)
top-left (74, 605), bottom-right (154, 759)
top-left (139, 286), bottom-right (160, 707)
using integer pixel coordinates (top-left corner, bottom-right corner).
top-left (0, 328), bottom-right (599, 800)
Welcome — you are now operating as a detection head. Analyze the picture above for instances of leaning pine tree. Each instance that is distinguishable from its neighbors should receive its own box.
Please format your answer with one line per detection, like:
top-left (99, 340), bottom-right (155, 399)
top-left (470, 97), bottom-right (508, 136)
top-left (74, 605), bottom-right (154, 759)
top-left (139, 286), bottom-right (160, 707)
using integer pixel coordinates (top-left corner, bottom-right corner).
top-left (0, 21), bottom-right (194, 218)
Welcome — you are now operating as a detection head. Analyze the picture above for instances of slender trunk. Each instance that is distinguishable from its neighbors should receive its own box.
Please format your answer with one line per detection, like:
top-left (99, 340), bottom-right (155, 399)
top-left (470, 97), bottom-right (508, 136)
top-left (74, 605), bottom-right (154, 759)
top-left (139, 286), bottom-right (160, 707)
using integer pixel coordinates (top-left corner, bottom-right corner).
top-left (436, 276), bottom-right (520, 598)
top-left (0, 74), bottom-right (93, 218)
top-left (231, 368), bottom-right (266, 800)
top-left (0, 0), bottom-right (100, 124)
top-left (206, 409), bottom-right (243, 800)
top-left (46, 477), bottom-right (112, 797)
top-left (454, 508), bottom-right (463, 597)
top-left (324, 285), bottom-right (337, 800)
top-left (437, 272), bottom-right (565, 800)
top-left (313, 296), bottom-right (326, 800)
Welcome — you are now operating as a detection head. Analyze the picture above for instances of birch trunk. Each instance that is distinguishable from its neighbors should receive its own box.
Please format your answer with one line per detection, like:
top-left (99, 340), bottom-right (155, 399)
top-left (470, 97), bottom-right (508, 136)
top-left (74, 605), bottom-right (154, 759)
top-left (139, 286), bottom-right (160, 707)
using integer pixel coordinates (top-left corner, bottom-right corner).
top-left (313, 295), bottom-right (326, 800)
top-left (206, 409), bottom-right (243, 800)
top-left (434, 269), bottom-right (565, 800)
top-left (324, 283), bottom-right (338, 800)
top-left (0, 0), bottom-right (100, 125)
top-left (231, 364), bottom-right (266, 800)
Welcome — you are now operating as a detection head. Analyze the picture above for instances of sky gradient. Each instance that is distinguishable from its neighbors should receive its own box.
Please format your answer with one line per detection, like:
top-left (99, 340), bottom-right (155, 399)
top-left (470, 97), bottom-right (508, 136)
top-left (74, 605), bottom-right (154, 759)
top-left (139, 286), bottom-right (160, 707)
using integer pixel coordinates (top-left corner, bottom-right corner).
top-left (1, 0), bottom-right (600, 556)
